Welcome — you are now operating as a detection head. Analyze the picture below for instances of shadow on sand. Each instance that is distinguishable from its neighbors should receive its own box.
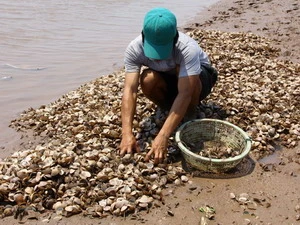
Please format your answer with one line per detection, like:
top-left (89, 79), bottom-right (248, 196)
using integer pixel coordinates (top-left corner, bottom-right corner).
top-left (180, 155), bottom-right (256, 179)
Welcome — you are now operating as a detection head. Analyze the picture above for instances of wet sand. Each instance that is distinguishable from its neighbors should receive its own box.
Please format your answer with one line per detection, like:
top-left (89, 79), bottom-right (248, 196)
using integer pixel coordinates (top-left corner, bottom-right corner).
top-left (1, 0), bottom-right (300, 224)
top-left (185, 0), bottom-right (300, 64)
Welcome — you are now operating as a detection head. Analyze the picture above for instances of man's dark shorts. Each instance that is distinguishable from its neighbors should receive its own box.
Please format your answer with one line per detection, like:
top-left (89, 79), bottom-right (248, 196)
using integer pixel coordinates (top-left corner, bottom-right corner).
top-left (160, 64), bottom-right (218, 105)
top-left (199, 64), bottom-right (218, 100)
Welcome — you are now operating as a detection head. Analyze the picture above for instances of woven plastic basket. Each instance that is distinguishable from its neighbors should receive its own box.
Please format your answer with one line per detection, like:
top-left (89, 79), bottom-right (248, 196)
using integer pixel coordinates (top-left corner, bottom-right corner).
top-left (175, 119), bottom-right (252, 173)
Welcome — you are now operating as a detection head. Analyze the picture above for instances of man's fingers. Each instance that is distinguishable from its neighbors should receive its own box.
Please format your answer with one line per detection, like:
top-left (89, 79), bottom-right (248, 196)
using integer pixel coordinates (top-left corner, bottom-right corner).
top-left (119, 136), bottom-right (139, 156)
top-left (153, 151), bottom-right (164, 165)
top-left (156, 151), bottom-right (165, 164)
top-left (119, 148), bottom-right (127, 157)
top-left (145, 149), bottom-right (167, 165)
top-left (153, 157), bottom-right (159, 165)
top-left (159, 151), bottom-right (165, 164)
top-left (120, 143), bottom-right (140, 156)
top-left (119, 146), bottom-right (132, 156)
top-left (145, 149), bottom-right (153, 162)
top-left (144, 153), bottom-right (151, 162)
top-left (135, 144), bottom-right (141, 153)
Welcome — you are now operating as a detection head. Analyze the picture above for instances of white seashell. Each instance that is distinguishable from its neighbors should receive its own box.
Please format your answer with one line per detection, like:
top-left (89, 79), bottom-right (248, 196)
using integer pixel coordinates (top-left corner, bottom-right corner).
top-left (174, 179), bottom-right (181, 185)
top-left (229, 193), bottom-right (236, 199)
top-left (149, 174), bottom-right (158, 181)
top-left (80, 171), bottom-right (91, 179)
top-left (238, 193), bottom-right (249, 203)
top-left (138, 195), bottom-right (153, 204)
top-left (103, 206), bottom-right (111, 212)
top-left (65, 205), bottom-right (81, 213)
top-left (181, 175), bottom-right (189, 182)
top-left (115, 199), bottom-right (129, 209)
top-left (138, 202), bottom-right (149, 208)
top-left (121, 205), bottom-right (128, 212)
top-left (109, 178), bottom-right (123, 186)
top-left (53, 201), bottom-right (66, 210)
top-left (99, 200), bottom-right (106, 207)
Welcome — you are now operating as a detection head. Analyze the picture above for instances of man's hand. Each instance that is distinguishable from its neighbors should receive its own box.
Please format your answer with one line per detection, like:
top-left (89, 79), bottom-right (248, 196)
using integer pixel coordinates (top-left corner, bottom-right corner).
top-left (119, 133), bottom-right (140, 156)
top-left (120, 72), bottom-right (140, 156)
top-left (144, 75), bottom-right (199, 164)
top-left (145, 134), bottom-right (168, 164)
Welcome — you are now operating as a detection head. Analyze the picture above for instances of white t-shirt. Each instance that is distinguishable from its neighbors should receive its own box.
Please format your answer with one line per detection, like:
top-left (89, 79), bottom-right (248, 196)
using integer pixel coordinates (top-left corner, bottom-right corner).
top-left (124, 31), bottom-right (210, 78)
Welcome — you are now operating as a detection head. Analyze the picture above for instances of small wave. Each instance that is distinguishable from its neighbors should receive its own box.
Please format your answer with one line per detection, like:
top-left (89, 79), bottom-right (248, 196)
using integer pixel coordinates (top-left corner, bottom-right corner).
top-left (4, 64), bottom-right (47, 71)
top-left (0, 76), bottom-right (13, 81)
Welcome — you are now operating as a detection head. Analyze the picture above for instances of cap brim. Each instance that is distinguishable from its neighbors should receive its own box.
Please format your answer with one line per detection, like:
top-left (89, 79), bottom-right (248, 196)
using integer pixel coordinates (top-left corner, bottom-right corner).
top-left (144, 39), bottom-right (173, 60)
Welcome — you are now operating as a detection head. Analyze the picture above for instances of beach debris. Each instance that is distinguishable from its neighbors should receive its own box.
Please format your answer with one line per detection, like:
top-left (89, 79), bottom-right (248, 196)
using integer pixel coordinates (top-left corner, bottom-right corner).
top-left (238, 193), bottom-right (250, 204)
top-left (167, 210), bottom-right (174, 216)
top-left (0, 29), bottom-right (298, 220)
top-left (199, 205), bottom-right (216, 219)
top-left (295, 204), bottom-right (300, 212)
top-left (230, 192), bottom-right (266, 211)
top-left (295, 204), bottom-right (300, 221)
top-left (229, 192), bottom-right (236, 199)
top-left (200, 216), bottom-right (209, 225)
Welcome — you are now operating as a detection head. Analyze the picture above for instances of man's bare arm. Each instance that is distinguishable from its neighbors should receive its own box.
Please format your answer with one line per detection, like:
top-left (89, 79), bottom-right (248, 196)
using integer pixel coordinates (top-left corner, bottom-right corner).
top-left (145, 75), bottom-right (200, 163)
top-left (120, 72), bottom-right (140, 155)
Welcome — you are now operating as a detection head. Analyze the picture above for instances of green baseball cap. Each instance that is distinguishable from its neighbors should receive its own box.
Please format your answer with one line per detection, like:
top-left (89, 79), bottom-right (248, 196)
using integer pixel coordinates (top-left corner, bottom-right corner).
top-left (143, 8), bottom-right (177, 60)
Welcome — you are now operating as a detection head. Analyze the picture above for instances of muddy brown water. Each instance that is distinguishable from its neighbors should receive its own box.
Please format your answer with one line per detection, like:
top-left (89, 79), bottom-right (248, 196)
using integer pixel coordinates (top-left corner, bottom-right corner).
top-left (0, 0), bottom-right (220, 153)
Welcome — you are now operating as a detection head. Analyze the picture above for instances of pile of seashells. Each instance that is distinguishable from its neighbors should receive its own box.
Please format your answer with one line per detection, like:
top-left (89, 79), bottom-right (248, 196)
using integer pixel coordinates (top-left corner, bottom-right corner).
top-left (0, 29), bottom-right (299, 220)
top-left (188, 30), bottom-right (299, 158)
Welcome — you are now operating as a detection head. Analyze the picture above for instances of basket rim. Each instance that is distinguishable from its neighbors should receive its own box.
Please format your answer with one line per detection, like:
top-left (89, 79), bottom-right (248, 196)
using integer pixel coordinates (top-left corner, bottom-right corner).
top-left (175, 118), bottom-right (252, 163)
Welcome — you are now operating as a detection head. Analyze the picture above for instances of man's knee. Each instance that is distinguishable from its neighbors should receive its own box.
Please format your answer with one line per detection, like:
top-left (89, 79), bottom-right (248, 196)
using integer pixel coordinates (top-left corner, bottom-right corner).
top-left (191, 77), bottom-right (201, 105)
top-left (141, 69), bottom-right (154, 84)
top-left (140, 69), bottom-right (164, 95)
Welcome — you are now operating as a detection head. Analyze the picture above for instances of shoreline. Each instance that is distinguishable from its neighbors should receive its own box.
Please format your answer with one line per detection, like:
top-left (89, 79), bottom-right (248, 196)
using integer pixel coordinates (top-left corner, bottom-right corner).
top-left (1, 0), bottom-right (300, 224)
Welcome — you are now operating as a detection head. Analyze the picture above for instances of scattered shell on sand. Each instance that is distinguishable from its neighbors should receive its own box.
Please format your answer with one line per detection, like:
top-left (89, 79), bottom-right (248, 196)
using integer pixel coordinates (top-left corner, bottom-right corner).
top-left (0, 29), bottom-right (299, 219)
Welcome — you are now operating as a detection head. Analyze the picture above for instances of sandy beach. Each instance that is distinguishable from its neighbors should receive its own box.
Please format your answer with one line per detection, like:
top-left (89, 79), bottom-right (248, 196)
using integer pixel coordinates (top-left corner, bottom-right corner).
top-left (1, 0), bottom-right (299, 224)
